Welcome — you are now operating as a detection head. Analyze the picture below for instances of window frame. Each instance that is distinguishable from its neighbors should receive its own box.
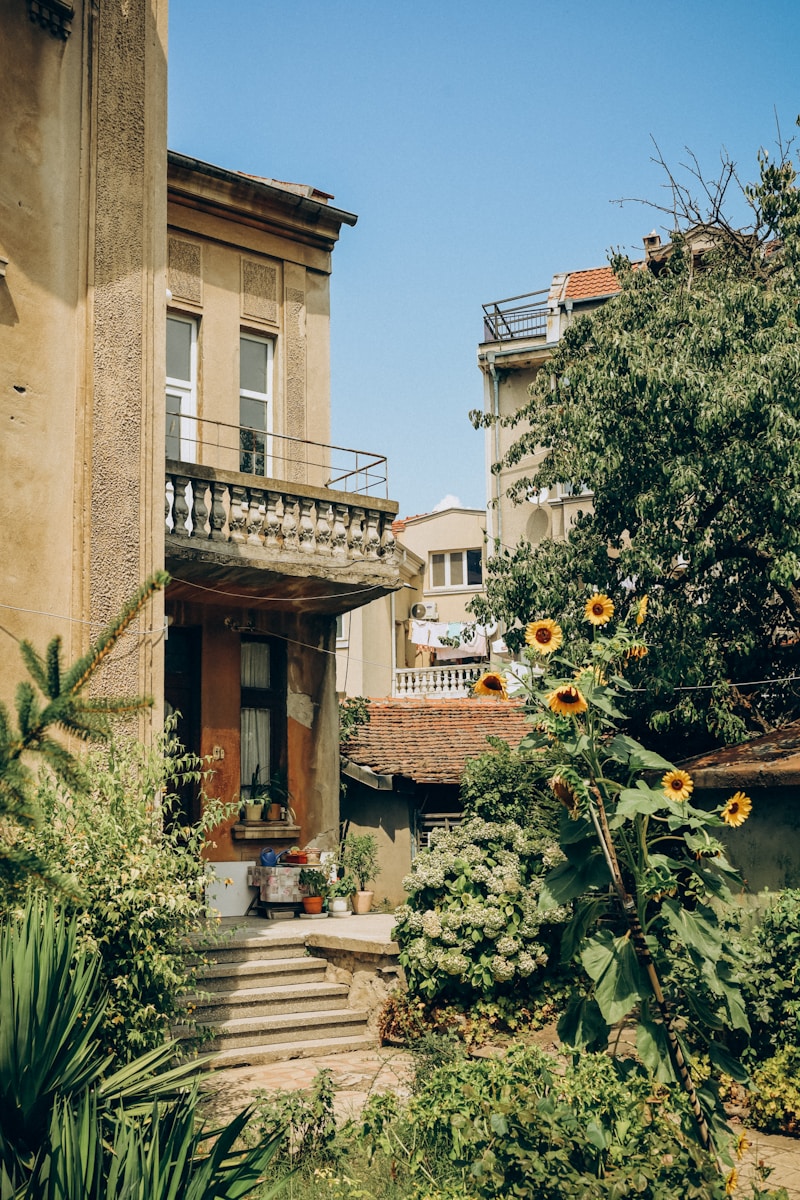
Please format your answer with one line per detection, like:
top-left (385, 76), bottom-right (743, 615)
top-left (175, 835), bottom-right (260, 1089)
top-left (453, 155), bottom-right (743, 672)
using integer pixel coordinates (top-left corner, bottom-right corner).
top-left (239, 634), bottom-right (286, 801)
top-left (239, 331), bottom-right (274, 477)
top-left (166, 313), bottom-right (198, 464)
top-left (427, 548), bottom-right (483, 592)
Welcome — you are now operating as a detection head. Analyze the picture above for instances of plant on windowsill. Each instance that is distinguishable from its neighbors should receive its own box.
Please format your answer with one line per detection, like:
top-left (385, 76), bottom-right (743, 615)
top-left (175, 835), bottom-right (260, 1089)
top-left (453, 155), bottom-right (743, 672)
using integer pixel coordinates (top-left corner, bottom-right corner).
top-left (340, 833), bottom-right (381, 915)
top-left (298, 867), bottom-right (328, 915)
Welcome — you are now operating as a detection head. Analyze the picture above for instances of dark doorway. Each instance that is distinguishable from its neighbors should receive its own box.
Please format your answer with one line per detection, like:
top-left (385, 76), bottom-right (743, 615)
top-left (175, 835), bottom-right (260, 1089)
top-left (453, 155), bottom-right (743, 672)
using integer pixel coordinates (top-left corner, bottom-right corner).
top-left (164, 625), bottom-right (202, 823)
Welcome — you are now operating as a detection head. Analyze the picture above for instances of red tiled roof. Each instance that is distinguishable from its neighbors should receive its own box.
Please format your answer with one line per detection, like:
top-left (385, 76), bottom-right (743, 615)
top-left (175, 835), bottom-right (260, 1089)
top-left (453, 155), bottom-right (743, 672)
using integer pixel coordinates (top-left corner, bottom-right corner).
top-left (342, 697), bottom-right (531, 785)
top-left (563, 265), bottom-right (622, 301)
top-left (680, 720), bottom-right (800, 788)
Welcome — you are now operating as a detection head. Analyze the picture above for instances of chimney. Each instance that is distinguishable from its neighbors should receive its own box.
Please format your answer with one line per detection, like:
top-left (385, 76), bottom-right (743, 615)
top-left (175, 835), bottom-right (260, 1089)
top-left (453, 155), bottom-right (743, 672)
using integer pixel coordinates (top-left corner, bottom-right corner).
top-left (643, 230), bottom-right (662, 259)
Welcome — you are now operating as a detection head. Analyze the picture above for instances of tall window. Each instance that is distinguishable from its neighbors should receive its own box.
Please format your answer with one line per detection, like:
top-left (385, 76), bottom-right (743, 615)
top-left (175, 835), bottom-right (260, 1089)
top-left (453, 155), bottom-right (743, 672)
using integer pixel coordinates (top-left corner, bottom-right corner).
top-left (166, 315), bottom-right (197, 462)
top-left (239, 334), bottom-right (273, 475)
top-left (429, 549), bottom-right (483, 591)
top-left (240, 637), bottom-right (284, 800)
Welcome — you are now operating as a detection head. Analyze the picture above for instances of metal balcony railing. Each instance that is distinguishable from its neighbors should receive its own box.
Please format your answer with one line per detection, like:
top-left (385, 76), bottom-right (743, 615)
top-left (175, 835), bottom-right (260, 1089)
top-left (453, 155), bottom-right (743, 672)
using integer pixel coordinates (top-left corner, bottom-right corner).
top-left (165, 415), bottom-right (389, 498)
top-left (482, 289), bottom-right (549, 343)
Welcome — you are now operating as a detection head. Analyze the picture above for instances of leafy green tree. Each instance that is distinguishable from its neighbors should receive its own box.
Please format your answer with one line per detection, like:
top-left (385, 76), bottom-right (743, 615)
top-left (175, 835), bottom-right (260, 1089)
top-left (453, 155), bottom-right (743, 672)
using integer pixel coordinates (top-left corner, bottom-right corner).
top-left (471, 142), bottom-right (800, 749)
top-left (0, 572), bottom-right (169, 894)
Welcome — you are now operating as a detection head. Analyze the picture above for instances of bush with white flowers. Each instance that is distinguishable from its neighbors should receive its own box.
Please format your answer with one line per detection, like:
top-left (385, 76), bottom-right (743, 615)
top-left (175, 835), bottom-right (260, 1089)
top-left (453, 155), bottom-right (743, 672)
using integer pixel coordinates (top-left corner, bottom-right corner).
top-left (393, 817), bottom-right (569, 1001)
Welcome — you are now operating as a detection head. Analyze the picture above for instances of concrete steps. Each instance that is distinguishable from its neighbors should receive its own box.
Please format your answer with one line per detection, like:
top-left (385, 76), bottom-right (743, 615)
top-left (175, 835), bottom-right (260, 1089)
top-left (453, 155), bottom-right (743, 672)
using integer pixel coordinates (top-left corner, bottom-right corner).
top-left (189, 928), bottom-right (374, 1065)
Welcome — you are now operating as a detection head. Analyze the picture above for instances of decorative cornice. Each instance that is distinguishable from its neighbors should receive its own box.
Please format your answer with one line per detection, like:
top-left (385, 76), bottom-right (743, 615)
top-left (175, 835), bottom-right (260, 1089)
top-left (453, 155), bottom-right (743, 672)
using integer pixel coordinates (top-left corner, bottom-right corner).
top-left (27, 0), bottom-right (74, 40)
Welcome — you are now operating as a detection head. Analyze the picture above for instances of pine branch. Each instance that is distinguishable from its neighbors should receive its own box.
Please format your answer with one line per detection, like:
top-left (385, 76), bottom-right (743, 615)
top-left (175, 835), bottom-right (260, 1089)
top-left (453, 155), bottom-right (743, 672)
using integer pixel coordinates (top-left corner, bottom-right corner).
top-left (63, 571), bottom-right (170, 697)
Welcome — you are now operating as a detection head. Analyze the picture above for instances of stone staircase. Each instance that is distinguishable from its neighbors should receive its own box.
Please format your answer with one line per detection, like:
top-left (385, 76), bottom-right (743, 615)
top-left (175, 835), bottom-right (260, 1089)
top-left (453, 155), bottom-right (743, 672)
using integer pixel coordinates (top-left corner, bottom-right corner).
top-left (188, 929), bottom-right (376, 1068)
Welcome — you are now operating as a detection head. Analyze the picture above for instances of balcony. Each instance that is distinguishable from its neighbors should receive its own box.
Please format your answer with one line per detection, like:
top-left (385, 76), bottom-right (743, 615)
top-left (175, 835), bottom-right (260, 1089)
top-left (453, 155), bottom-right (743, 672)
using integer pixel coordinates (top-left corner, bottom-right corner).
top-left (393, 665), bottom-right (481, 699)
top-left (164, 420), bottom-right (399, 613)
top-left (482, 289), bottom-right (549, 343)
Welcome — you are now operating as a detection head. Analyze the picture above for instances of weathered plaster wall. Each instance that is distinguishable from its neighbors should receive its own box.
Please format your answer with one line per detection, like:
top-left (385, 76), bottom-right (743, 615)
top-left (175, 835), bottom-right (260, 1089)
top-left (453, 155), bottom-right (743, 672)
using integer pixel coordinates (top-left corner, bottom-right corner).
top-left (696, 786), bottom-right (800, 894)
top-left (342, 783), bottom-right (415, 908)
top-left (0, 0), bottom-right (167, 730)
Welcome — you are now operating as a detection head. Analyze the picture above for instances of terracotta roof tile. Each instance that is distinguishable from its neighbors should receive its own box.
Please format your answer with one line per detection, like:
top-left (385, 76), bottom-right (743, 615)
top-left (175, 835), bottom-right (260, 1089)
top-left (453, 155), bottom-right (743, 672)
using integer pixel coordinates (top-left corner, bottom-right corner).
top-left (563, 265), bottom-right (622, 301)
top-left (342, 697), bottom-right (531, 785)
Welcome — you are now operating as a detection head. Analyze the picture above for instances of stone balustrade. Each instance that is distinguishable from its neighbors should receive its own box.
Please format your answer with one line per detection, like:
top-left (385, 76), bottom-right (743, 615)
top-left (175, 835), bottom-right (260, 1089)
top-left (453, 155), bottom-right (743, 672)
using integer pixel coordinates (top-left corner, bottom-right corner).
top-left (165, 462), bottom-right (398, 574)
top-left (393, 665), bottom-right (481, 698)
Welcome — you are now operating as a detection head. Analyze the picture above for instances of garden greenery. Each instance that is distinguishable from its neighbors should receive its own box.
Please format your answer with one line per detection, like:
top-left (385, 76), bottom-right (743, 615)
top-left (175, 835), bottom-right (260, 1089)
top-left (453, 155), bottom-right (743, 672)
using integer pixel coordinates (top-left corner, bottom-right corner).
top-left (393, 817), bottom-right (568, 1003)
top-left (23, 724), bottom-right (229, 1063)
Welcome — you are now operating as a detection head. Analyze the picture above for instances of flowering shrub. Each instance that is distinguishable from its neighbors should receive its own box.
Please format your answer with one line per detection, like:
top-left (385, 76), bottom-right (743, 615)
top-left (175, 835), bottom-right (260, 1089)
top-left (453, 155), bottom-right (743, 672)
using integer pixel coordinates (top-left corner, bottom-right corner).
top-left (20, 722), bottom-right (229, 1063)
top-left (394, 818), bottom-right (568, 1002)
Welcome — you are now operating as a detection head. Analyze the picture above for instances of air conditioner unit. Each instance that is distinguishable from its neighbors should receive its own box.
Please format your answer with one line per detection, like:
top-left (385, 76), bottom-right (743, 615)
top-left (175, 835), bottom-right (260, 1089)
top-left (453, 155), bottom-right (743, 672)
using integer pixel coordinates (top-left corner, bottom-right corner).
top-left (410, 602), bottom-right (438, 621)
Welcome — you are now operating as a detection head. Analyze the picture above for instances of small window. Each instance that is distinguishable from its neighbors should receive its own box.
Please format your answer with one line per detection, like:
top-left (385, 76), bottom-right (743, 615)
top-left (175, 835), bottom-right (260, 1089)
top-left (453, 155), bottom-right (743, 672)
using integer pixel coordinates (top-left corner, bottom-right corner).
top-left (240, 637), bottom-right (284, 800)
top-left (428, 550), bottom-right (483, 591)
top-left (239, 334), bottom-right (273, 476)
top-left (336, 614), bottom-right (349, 645)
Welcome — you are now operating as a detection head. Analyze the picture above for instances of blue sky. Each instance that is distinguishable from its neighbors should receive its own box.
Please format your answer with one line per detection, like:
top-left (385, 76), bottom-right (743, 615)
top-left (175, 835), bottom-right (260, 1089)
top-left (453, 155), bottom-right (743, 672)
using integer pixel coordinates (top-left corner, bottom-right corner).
top-left (169, 0), bottom-right (800, 519)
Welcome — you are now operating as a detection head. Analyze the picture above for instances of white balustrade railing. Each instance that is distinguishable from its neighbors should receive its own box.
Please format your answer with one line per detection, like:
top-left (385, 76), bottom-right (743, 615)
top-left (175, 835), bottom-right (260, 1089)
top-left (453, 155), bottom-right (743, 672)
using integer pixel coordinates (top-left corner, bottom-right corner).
top-left (393, 665), bottom-right (482, 698)
top-left (165, 465), bottom-right (397, 567)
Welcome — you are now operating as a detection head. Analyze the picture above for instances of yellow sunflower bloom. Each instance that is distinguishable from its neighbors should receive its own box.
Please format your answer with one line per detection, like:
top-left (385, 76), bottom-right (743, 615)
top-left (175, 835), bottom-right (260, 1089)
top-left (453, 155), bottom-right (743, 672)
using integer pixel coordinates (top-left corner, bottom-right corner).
top-left (735, 1131), bottom-right (749, 1160)
top-left (721, 791), bottom-right (752, 828)
top-left (725, 1167), bottom-right (738, 1196)
top-left (661, 769), bottom-right (694, 802)
top-left (473, 671), bottom-right (508, 699)
top-left (525, 618), bottom-right (563, 655)
top-left (636, 594), bottom-right (649, 626)
top-left (547, 685), bottom-right (588, 716)
top-left (585, 594), bottom-right (614, 625)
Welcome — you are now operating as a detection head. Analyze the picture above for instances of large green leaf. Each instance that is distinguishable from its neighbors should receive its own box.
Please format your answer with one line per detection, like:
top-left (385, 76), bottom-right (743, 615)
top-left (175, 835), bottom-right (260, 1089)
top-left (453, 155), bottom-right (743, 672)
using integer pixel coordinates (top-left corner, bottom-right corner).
top-left (557, 994), bottom-right (609, 1052)
top-left (581, 930), bottom-right (647, 1025)
top-left (660, 899), bottom-right (722, 961)
top-left (635, 1017), bottom-right (675, 1084)
top-left (539, 852), bottom-right (611, 911)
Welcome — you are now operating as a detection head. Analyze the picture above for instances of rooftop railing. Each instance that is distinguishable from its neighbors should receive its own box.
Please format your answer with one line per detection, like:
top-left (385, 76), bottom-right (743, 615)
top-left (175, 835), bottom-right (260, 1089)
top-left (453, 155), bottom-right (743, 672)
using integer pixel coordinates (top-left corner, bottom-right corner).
top-left (482, 289), bottom-right (549, 343)
top-left (165, 416), bottom-right (389, 498)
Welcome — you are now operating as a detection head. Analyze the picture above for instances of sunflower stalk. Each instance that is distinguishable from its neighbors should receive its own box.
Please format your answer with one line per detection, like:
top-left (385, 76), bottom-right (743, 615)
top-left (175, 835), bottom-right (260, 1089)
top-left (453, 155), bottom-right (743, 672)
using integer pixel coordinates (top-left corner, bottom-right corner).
top-left (588, 784), bottom-right (714, 1156)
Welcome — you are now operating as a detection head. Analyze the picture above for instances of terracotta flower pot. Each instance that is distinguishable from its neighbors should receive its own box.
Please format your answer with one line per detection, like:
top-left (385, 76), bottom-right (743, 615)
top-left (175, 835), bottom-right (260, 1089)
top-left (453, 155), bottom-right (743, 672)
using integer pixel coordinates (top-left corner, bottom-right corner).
top-left (352, 890), bottom-right (374, 915)
top-left (302, 895), bottom-right (324, 914)
top-left (267, 803), bottom-right (281, 822)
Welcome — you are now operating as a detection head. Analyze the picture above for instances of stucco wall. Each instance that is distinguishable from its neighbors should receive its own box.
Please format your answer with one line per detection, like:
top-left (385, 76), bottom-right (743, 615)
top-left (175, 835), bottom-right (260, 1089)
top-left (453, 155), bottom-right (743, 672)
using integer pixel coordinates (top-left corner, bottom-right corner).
top-left (0, 0), bottom-right (167, 731)
top-left (697, 786), bottom-right (800, 894)
top-left (341, 782), bottom-right (415, 908)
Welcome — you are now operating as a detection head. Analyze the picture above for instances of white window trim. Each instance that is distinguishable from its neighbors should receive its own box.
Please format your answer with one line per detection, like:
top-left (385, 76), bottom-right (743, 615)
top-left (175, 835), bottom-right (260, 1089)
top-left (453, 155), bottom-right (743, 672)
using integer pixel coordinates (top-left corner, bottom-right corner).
top-left (166, 314), bottom-right (198, 464)
top-left (428, 549), bottom-right (483, 592)
top-left (239, 332), bottom-right (274, 477)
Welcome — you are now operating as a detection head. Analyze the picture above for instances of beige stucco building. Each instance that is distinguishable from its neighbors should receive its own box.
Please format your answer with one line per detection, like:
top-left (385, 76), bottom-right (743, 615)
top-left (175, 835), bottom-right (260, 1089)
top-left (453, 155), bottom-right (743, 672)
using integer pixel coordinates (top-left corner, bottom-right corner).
top-left (1, 0), bottom-right (401, 914)
top-left (476, 266), bottom-right (624, 553)
top-left (337, 505), bottom-right (493, 699)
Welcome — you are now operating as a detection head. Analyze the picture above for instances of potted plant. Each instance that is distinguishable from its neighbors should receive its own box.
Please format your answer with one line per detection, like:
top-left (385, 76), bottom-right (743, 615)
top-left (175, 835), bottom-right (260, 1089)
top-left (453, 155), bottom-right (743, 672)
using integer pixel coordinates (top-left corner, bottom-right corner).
top-left (298, 867), bottom-right (328, 915)
top-left (328, 874), bottom-right (355, 916)
top-left (341, 833), bottom-right (381, 915)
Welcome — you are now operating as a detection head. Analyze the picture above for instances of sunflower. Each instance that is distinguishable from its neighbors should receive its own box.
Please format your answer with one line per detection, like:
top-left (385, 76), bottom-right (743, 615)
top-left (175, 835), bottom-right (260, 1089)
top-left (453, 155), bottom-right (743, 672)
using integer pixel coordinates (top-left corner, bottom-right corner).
top-left (725, 1168), bottom-right (738, 1196)
top-left (550, 774), bottom-right (580, 817)
top-left (721, 791), bottom-right (752, 828)
top-left (547, 684), bottom-right (588, 716)
top-left (473, 671), bottom-right (507, 699)
top-left (585, 594), bottom-right (614, 625)
top-left (735, 1132), bottom-right (749, 1161)
top-left (626, 642), bottom-right (648, 660)
top-left (525, 618), bottom-right (563, 655)
top-left (635, 594), bottom-right (649, 626)
top-left (661, 769), bottom-right (694, 802)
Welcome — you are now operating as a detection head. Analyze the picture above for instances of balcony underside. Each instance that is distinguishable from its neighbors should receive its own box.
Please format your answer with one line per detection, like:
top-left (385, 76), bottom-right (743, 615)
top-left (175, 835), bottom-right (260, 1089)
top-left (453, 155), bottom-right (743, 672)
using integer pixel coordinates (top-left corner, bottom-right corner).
top-left (165, 540), bottom-right (400, 614)
top-left (165, 461), bottom-right (400, 615)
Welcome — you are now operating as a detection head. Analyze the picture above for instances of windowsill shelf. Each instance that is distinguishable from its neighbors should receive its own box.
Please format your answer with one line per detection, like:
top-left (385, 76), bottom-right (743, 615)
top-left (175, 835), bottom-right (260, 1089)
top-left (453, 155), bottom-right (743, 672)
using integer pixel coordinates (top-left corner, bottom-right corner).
top-left (231, 822), bottom-right (301, 841)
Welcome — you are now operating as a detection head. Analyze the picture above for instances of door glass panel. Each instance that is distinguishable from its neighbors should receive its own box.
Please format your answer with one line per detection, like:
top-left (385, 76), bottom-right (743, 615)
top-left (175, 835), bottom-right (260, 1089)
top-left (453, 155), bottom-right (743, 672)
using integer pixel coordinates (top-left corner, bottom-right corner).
top-left (240, 707), bottom-right (271, 797)
top-left (166, 391), bottom-right (181, 459)
top-left (241, 640), bottom-right (270, 688)
top-left (167, 317), bottom-right (192, 382)
top-left (240, 336), bottom-right (269, 393)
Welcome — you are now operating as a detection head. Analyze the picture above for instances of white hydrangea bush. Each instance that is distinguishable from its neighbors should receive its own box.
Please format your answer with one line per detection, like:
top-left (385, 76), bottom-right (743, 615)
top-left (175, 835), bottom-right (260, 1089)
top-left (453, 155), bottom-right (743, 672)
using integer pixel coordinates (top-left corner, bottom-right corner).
top-left (394, 818), bottom-right (569, 1001)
